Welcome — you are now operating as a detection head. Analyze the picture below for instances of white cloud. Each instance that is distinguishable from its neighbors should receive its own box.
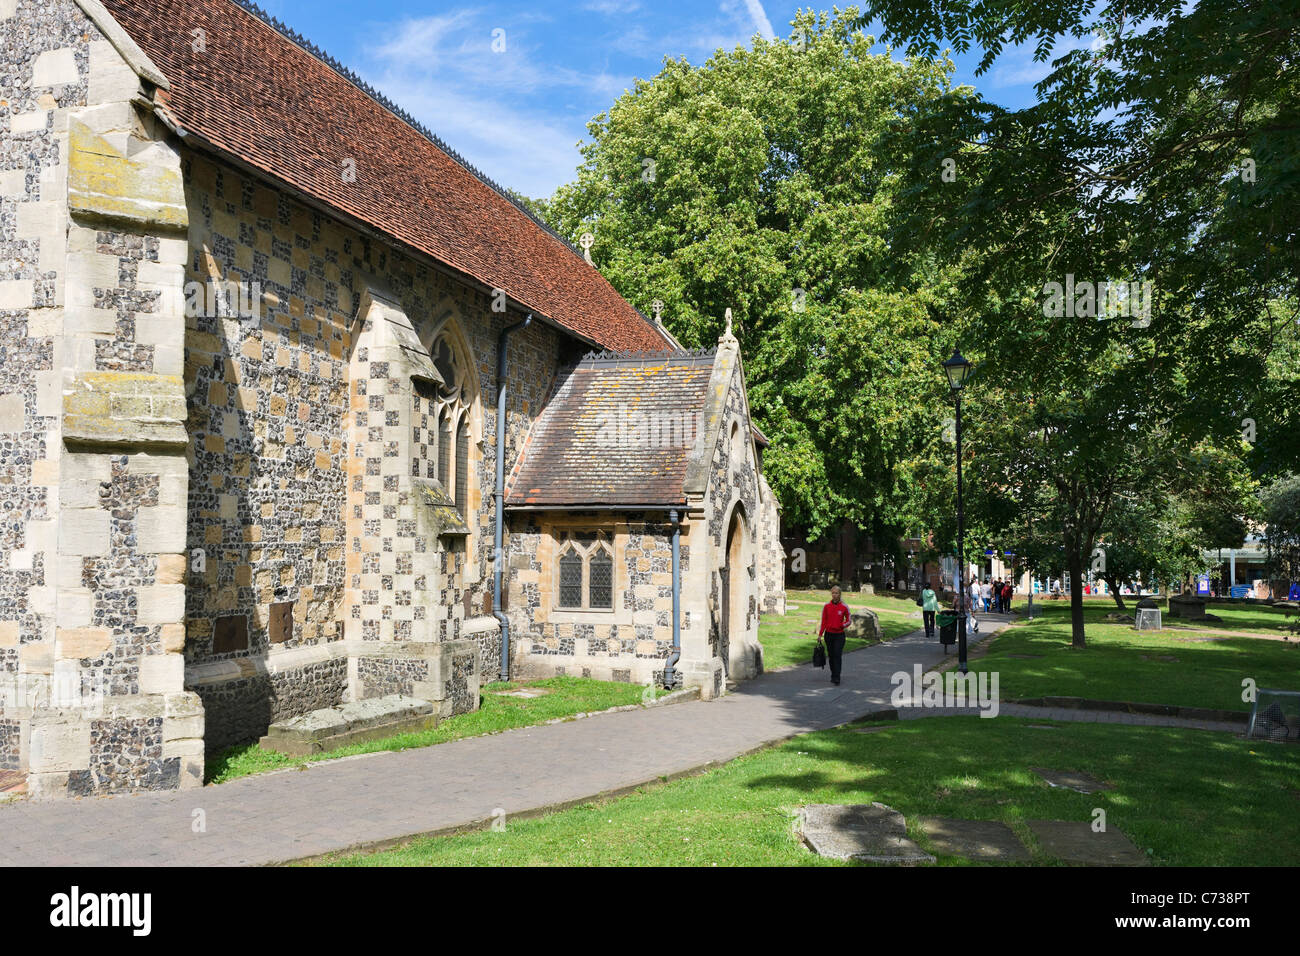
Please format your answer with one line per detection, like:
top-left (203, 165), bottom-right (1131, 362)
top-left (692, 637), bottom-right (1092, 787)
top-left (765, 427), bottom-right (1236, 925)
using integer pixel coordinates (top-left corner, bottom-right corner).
top-left (368, 11), bottom-right (476, 72)
top-left (583, 0), bottom-right (642, 14)
top-left (371, 72), bottom-right (584, 198)
top-left (988, 55), bottom-right (1055, 88)
top-left (353, 3), bottom-right (785, 196)
top-left (987, 35), bottom-right (1095, 89)
top-left (359, 10), bottom-right (636, 197)
top-left (740, 0), bottom-right (776, 40)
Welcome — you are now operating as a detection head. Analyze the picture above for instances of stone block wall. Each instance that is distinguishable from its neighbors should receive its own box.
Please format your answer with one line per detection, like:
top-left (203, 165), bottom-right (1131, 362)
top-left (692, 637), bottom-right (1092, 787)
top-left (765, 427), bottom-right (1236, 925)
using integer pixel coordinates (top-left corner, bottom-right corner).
top-left (507, 513), bottom-right (687, 686)
top-left (0, 0), bottom-right (204, 797)
top-left (178, 146), bottom-right (563, 747)
top-left (180, 149), bottom-right (351, 666)
top-left (756, 473), bottom-right (786, 615)
top-left (189, 653), bottom-right (347, 754)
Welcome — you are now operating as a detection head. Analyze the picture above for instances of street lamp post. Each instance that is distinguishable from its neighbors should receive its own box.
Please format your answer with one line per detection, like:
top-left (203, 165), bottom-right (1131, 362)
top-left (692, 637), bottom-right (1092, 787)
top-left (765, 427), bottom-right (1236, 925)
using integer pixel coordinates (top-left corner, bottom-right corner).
top-left (942, 349), bottom-right (974, 673)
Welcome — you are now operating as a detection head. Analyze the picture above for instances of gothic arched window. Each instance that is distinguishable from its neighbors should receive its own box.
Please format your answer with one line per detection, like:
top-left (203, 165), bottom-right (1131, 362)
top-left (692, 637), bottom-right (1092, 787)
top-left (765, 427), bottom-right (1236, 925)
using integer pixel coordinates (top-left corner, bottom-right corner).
top-left (555, 531), bottom-right (615, 610)
top-left (455, 417), bottom-right (470, 513)
top-left (415, 327), bottom-right (478, 519)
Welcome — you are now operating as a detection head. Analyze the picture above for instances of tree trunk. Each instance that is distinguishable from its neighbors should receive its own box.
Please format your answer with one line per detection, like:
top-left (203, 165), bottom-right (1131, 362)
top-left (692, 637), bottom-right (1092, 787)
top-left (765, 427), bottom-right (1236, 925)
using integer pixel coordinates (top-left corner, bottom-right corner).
top-left (1067, 546), bottom-right (1087, 647)
top-left (1105, 575), bottom-right (1126, 612)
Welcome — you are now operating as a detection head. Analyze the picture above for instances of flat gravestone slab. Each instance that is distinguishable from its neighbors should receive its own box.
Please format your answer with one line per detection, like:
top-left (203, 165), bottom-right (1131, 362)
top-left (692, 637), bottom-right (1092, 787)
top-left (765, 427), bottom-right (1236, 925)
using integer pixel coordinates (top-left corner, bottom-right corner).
top-left (260, 694), bottom-right (436, 757)
top-left (798, 803), bottom-right (934, 864)
top-left (917, 817), bottom-right (1031, 862)
top-left (1031, 767), bottom-right (1112, 794)
top-left (1027, 724), bottom-right (1060, 730)
top-left (1028, 821), bottom-right (1150, 866)
top-left (492, 687), bottom-right (551, 698)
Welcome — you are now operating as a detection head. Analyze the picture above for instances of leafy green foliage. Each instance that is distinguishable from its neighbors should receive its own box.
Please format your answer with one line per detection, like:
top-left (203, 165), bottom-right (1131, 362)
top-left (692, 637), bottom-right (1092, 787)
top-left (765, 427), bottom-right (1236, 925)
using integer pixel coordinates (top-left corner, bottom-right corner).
top-left (1261, 474), bottom-right (1300, 583)
top-left (544, 10), bottom-right (969, 538)
top-left (838, 0), bottom-right (1297, 639)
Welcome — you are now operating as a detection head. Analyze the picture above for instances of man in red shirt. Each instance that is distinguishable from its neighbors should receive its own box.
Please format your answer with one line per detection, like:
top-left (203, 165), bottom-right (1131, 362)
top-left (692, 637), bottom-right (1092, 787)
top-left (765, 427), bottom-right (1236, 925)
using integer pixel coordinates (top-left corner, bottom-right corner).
top-left (817, 585), bottom-right (852, 685)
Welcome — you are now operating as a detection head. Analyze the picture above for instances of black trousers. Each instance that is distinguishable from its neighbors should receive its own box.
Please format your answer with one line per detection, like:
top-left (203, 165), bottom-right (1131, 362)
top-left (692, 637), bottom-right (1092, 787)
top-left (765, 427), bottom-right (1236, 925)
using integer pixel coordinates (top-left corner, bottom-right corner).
top-left (823, 633), bottom-right (846, 681)
top-left (922, 610), bottom-right (936, 638)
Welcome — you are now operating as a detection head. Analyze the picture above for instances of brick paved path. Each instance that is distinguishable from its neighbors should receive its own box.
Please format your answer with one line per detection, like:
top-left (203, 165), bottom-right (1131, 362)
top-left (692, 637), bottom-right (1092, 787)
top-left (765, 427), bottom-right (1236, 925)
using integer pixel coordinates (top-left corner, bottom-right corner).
top-left (0, 617), bottom-right (1237, 866)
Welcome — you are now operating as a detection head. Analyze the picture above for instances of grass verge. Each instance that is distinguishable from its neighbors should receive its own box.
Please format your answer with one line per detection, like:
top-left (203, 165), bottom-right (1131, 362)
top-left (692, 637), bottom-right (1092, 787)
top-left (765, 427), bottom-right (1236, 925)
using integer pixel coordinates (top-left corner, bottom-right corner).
top-left (205, 676), bottom-right (647, 784)
top-left (316, 716), bottom-right (1300, 866)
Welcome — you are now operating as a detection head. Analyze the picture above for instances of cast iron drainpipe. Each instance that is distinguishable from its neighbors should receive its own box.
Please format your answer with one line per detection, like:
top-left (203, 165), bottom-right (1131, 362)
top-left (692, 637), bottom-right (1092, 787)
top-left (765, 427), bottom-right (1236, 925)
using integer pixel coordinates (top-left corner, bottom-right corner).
top-left (663, 509), bottom-right (682, 689)
top-left (493, 314), bottom-right (531, 681)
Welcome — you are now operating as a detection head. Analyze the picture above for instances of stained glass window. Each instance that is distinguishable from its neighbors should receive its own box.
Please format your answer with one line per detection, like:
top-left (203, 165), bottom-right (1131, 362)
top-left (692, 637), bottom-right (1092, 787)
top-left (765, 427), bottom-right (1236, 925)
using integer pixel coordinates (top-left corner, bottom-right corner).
top-left (437, 409), bottom-right (450, 488)
top-left (455, 417), bottom-right (469, 514)
top-left (433, 339), bottom-right (458, 397)
top-left (418, 327), bottom-right (477, 536)
top-left (555, 531), bottom-right (615, 610)
top-left (589, 547), bottom-right (613, 608)
top-left (559, 549), bottom-right (583, 608)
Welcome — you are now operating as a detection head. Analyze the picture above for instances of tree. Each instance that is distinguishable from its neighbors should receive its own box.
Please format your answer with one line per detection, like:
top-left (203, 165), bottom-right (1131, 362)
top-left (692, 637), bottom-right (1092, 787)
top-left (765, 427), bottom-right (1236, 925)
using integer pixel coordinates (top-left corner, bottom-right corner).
top-left (840, 0), bottom-right (1299, 642)
top-left (544, 10), bottom-right (969, 540)
top-left (1093, 495), bottom-right (1207, 611)
top-left (1262, 475), bottom-right (1300, 587)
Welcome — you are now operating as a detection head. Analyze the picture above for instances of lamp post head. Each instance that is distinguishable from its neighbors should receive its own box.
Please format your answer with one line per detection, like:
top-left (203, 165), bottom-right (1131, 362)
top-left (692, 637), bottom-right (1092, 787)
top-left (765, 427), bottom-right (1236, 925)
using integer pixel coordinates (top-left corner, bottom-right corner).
top-left (941, 348), bottom-right (974, 392)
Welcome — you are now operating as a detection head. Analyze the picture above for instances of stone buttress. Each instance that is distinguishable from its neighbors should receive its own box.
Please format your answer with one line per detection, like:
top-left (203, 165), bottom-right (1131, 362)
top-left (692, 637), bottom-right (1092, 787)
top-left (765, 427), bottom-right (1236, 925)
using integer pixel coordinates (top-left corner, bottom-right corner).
top-left (1, 0), bottom-right (204, 797)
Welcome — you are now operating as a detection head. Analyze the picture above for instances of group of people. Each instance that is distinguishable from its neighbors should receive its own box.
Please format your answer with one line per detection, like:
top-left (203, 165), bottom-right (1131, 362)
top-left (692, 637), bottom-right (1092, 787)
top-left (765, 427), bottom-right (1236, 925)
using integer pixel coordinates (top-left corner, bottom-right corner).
top-left (974, 577), bottom-right (1014, 614)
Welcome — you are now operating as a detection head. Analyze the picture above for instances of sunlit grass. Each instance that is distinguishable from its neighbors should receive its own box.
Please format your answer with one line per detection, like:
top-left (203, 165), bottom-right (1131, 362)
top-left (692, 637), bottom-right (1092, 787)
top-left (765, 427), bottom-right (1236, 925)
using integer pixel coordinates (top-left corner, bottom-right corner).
top-left (318, 717), bottom-right (1300, 867)
top-left (971, 603), bottom-right (1300, 712)
top-left (205, 676), bottom-right (646, 784)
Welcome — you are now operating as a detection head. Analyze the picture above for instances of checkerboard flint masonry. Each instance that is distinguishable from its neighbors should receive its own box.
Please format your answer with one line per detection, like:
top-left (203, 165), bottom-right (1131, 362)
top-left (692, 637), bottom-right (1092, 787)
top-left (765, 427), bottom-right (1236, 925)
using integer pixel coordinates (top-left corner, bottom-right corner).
top-left (0, 0), bottom-right (786, 799)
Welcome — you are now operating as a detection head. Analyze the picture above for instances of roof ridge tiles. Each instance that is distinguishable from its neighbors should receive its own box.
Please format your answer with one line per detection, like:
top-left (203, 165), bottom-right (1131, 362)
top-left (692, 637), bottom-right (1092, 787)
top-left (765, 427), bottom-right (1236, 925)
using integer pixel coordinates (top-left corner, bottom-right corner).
top-left (578, 347), bottom-right (718, 367)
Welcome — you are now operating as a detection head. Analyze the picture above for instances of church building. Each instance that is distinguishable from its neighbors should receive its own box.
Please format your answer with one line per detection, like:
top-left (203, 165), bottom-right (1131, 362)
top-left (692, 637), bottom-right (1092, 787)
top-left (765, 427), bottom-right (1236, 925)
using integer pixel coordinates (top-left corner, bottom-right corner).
top-left (0, 0), bottom-right (785, 797)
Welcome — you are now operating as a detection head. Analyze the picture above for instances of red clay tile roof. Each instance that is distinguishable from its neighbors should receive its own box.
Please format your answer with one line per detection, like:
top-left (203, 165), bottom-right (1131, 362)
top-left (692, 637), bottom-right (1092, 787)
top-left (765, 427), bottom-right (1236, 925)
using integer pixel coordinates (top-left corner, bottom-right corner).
top-left (507, 351), bottom-right (717, 508)
top-left (99, 0), bottom-right (670, 352)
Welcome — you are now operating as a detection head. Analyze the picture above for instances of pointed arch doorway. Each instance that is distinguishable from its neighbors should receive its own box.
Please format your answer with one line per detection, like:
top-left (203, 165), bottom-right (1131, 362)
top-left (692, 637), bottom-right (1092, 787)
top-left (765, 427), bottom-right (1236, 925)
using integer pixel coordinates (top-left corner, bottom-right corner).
top-left (720, 505), bottom-right (749, 679)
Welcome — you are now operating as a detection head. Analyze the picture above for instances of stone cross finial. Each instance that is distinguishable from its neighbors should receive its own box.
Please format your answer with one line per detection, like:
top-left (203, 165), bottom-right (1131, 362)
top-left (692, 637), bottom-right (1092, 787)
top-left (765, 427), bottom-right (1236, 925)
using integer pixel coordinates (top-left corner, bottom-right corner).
top-left (579, 232), bottom-right (594, 264)
top-left (719, 306), bottom-right (739, 348)
top-left (651, 299), bottom-right (664, 322)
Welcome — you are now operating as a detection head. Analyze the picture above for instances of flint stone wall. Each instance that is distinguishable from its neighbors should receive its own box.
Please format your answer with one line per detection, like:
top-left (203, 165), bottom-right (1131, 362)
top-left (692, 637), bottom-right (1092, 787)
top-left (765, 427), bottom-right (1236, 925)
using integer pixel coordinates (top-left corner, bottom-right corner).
top-left (191, 655), bottom-right (347, 753)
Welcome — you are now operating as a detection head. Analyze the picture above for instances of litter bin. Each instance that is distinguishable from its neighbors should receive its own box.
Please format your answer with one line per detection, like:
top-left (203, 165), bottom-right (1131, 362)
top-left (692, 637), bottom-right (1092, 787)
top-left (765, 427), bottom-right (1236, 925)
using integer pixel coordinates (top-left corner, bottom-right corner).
top-left (937, 611), bottom-right (959, 648)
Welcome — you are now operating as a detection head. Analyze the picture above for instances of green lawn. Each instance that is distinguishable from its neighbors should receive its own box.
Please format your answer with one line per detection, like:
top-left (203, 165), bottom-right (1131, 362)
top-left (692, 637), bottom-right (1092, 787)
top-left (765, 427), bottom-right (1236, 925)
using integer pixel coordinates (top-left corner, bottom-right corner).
top-left (1040, 595), bottom-right (1295, 636)
top-left (319, 716), bottom-right (1300, 866)
top-left (1180, 601), bottom-right (1296, 636)
top-left (761, 588), bottom-right (920, 669)
top-left (970, 602), bottom-right (1300, 712)
top-left (206, 676), bottom-right (647, 784)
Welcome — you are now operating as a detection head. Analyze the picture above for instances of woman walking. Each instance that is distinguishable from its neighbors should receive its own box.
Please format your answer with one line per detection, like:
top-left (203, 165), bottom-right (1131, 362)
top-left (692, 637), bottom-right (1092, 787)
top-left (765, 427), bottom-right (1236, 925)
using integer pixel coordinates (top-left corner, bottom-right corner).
top-left (817, 585), bottom-right (851, 686)
top-left (921, 582), bottom-right (939, 640)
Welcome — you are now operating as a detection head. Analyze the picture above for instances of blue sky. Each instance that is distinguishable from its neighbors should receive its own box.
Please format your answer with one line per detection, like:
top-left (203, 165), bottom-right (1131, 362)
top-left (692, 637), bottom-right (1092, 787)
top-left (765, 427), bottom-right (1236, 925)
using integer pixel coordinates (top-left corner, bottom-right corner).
top-left (252, 0), bottom-right (1058, 199)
